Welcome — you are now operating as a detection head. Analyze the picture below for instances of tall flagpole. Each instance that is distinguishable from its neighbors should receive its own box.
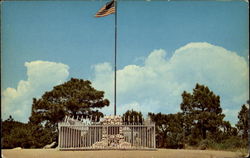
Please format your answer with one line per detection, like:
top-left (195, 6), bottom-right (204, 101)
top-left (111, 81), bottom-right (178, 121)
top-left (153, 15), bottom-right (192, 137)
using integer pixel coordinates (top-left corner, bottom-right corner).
top-left (114, 0), bottom-right (117, 116)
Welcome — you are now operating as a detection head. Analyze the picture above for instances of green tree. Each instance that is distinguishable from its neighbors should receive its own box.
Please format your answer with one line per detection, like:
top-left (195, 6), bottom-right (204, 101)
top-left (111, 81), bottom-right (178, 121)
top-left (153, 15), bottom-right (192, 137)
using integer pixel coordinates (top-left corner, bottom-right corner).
top-left (2, 116), bottom-right (52, 148)
top-left (148, 113), bottom-right (167, 147)
top-left (29, 78), bottom-right (109, 141)
top-left (222, 121), bottom-right (237, 137)
top-left (236, 103), bottom-right (249, 140)
top-left (2, 116), bottom-right (24, 148)
top-left (122, 109), bottom-right (143, 124)
top-left (207, 120), bottom-right (238, 144)
top-left (149, 112), bottom-right (184, 148)
top-left (180, 83), bottom-right (225, 140)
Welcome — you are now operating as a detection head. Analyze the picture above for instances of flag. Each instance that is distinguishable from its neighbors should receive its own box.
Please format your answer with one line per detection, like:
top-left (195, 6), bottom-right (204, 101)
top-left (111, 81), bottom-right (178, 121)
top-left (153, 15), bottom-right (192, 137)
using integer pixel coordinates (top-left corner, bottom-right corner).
top-left (95, 0), bottom-right (115, 17)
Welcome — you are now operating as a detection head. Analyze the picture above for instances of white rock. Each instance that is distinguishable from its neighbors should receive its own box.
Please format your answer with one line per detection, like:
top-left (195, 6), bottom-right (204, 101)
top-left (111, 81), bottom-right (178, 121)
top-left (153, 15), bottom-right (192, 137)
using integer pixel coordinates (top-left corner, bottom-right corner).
top-left (43, 141), bottom-right (56, 149)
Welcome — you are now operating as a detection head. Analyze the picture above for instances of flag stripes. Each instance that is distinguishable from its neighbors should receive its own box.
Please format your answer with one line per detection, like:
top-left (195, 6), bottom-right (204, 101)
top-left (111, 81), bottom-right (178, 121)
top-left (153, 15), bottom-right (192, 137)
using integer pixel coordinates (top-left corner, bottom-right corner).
top-left (95, 0), bottom-right (115, 17)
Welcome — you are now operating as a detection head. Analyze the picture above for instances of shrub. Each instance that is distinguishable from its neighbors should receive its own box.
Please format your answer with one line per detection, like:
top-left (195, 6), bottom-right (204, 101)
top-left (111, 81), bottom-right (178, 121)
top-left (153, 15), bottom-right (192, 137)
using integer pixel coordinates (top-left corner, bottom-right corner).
top-left (187, 137), bottom-right (200, 146)
top-left (198, 139), bottom-right (214, 150)
top-left (221, 136), bottom-right (247, 149)
top-left (197, 137), bottom-right (248, 151)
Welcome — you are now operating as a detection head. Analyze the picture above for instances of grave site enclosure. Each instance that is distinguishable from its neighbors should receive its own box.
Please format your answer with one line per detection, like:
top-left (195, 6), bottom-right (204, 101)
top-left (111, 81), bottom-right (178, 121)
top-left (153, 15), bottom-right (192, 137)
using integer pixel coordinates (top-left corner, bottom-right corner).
top-left (58, 115), bottom-right (156, 150)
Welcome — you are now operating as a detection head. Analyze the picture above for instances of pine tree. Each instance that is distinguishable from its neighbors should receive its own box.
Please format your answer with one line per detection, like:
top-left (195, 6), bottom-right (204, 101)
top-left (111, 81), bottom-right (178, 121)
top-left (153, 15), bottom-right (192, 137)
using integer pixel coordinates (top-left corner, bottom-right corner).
top-left (236, 103), bottom-right (249, 139)
top-left (29, 78), bottom-right (109, 130)
top-left (180, 83), bottom-right (225, 140)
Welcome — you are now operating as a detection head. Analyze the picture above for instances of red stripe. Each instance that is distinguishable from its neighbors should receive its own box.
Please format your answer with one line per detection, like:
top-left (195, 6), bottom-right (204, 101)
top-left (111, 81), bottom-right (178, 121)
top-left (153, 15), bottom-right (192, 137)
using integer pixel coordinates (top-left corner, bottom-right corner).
top-left (95, 0), bottom-right (115, 18)
top-left (95, 8), bottom-right (115, 17)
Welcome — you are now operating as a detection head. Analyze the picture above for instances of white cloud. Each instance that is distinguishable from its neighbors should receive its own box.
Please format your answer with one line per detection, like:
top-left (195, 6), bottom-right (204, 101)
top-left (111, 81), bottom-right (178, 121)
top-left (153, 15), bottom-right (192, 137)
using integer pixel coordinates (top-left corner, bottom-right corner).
top-left (92, 42), bottom-right (249, 125)
top-left (2, 60), bottom-right (69, 122)
top-left (3, 43), bottom-right (248, 125)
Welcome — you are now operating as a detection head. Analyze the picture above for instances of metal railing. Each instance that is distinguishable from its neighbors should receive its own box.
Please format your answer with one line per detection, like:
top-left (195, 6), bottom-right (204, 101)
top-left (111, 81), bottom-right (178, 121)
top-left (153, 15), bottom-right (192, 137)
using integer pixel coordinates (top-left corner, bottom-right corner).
top-left (58, 116), bottom-right (156, 150)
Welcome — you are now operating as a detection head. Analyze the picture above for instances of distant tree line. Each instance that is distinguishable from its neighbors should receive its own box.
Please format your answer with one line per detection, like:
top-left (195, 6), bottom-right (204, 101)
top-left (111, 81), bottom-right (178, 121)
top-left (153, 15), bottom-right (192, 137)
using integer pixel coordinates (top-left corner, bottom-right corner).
top-left (148, 84), bottom-right (248, 150)
top-left (1, 115), bottom-right (53, 148)
top-left (1, 79), bottom-right (248, 150)
top-left (2, 78), bottom-right (109, 149)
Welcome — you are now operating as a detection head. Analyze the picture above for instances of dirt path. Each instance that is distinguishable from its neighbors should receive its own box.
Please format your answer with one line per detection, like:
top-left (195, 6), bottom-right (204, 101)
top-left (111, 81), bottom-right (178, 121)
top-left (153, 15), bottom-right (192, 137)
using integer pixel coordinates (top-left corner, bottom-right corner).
top-left (2, 149), bottom-right (242, 158)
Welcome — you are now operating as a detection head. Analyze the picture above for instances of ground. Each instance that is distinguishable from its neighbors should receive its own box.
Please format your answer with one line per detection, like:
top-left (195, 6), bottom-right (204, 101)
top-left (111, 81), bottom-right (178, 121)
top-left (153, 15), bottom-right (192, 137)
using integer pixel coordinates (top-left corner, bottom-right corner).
top-left (2, 149), bottom-right (245, 158)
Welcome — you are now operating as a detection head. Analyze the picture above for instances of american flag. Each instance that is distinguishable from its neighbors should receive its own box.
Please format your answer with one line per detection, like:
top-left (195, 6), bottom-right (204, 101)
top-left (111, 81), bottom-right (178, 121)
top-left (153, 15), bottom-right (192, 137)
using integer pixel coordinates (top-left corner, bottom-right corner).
top-left (95, 0), bottom-right (115, 17)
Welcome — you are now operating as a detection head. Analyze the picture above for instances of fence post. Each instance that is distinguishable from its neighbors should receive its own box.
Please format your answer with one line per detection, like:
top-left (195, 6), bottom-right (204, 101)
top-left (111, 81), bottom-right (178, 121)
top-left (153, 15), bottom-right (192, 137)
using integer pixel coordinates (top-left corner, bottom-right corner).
top-left (153, 124), bottom-right (156, 149)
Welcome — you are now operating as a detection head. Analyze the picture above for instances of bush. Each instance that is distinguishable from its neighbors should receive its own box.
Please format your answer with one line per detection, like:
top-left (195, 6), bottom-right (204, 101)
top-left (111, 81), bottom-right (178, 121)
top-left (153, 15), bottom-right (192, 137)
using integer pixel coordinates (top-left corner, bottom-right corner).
top-left (188, 138), bottom-right (199, 146)
top-left (198, 139), bottom-right (215, 150)
top-left (197, 137), bottom-right (248, 151)
top-left (221, 136), bottom-right (247, 149)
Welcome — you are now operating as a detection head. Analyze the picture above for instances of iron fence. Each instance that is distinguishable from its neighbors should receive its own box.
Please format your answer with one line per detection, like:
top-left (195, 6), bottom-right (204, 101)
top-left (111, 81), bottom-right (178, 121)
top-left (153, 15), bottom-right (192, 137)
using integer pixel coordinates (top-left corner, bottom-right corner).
top-left (58, 119), bottom-right (155, 150)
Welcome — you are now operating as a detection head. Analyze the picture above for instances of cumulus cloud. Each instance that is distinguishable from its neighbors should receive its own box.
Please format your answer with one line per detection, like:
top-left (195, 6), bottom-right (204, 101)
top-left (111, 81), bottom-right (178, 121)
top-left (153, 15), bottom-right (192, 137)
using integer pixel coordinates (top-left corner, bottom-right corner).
top-left (92, 42), bottom-right (249, 124)
top-left (2, 60), bottom-right (69, 122)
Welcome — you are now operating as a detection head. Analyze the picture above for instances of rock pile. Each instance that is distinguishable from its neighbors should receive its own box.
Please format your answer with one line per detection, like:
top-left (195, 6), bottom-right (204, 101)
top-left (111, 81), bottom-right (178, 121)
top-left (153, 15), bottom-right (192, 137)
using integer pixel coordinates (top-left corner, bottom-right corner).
top-left (101, 115), bottom-right (123, 125)
top-left (92, 115), bottom-right (132, 149)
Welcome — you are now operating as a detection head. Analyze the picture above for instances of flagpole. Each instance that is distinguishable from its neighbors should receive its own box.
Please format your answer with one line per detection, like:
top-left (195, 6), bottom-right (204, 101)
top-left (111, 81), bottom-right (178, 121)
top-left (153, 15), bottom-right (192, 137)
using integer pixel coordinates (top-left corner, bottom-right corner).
top-left (114, 0), bottom-right (117, 116)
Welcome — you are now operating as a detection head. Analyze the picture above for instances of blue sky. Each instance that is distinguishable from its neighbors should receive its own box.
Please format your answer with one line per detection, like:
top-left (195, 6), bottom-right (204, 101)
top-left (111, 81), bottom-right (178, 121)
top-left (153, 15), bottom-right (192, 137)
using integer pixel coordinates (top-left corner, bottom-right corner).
top-left (1, 1), bottom-right (249, 124)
